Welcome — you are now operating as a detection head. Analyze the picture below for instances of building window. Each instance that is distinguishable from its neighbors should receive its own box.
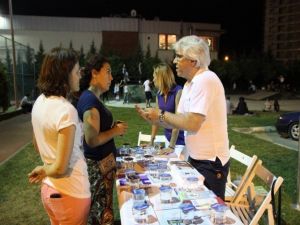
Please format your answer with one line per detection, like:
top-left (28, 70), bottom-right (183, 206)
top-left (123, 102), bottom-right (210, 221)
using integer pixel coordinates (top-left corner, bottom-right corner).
top-left (201, 36), bottom-right (215, 51)
top-left (159, 34), bottom-right (176, 50)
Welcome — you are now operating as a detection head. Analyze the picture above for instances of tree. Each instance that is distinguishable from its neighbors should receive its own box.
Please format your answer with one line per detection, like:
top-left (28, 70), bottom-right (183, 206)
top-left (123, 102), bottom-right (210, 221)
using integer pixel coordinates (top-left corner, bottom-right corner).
top-left (142, 46), bottom-right (161, 80)
top-left (145, 44), bottom-right (151, 59)
top-left (69, 40), bottom-right (73, 50)
top-left (125, 42), bottom-right (144, 82)
top-left (25, 44), bottom-right (34, 76)
top-left (0, 61), bottom-right (10, 112)
top-left (287, 60), bottom-right (300, 91)
top-left (5, 43), bottom-right (12, 75)
top-left (86, 40), bottom-right (97, 60)
top-left (79, 45), bottom-right (85, 67)
top-left (34, 41), bottom-right (45, 80)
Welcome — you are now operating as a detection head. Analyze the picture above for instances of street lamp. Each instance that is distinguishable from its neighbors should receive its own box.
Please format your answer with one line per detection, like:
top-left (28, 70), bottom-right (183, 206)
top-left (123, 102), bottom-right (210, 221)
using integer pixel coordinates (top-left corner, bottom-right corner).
top-left (8, 0), bottom-right (18, 108)
top-left (224, 55), bottom-right (229, 62)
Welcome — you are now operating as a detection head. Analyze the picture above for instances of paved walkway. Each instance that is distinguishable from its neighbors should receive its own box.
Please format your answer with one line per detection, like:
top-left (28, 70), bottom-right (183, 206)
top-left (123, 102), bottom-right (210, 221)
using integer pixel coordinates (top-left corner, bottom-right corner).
top-left (106, 96), bottom-right (300, 111)
top-left (0, 95), bottom-right (299, 164)
top-left (0, 113), bottom-right (32, 165)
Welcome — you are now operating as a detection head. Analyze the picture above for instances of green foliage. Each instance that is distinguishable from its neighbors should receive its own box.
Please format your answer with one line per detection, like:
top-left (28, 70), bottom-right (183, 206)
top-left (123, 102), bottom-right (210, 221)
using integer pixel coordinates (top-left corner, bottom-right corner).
top-left (287, 60), bottom-right (300, 89)
top-left (69, 40), bottom-right (73, 50)
top-left (142, 55), bottom-right (161, 80)
top-left (145, 44), bottom-right (151, 59)
top-left (127, 85), bottom-right (144, 103)
top-left (25, 45), bottom-right (34, 75)
top-left (104, 42), bottom-right (160, 83)
top-left (34, 41), bottom-right (45, 81)
top-left (108, 55), bottom-right (123, 81)
top-left (140, 45), bottom-right (161, 80)
top-left (0, 61), bottom-right (10, 112)
top-left (210, 59), bottom-right (226, 78)
top-left (209, 52), bottom-right (300, 91)
top-left (16, 51), bottom-right (22, 77)
top-left (79, 45), bottom-right (85, 67)
top-left (86, 40), bottom-right (97, 60)
top-left (5, 45), bottom-right (12, 74)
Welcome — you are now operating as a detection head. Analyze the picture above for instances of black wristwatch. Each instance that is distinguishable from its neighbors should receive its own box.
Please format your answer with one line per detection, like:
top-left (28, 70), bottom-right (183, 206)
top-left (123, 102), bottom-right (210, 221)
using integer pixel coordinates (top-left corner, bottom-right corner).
top-left (159, 110), bottom-right (165, 123)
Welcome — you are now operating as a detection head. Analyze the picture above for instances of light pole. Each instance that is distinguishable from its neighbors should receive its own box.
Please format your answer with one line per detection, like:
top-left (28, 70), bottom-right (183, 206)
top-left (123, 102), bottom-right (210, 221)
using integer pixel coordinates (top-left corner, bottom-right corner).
top-left (292, 117), bottom-right (300, 211)
top-left (9, 0), bottom-right (18, 108)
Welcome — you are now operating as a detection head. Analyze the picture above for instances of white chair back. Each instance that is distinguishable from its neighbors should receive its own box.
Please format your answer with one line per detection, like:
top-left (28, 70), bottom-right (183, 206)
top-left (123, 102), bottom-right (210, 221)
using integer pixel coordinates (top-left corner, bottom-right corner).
top-left (137, 131), bottom-right (168, 147)
top-left (226, 145), bottom-right (259, 204)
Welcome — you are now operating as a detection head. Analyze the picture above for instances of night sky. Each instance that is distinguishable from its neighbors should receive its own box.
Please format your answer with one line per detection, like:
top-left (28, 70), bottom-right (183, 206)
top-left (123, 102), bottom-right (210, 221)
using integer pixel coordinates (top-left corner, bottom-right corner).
top-left (0, 0), bottom-right (264, 57)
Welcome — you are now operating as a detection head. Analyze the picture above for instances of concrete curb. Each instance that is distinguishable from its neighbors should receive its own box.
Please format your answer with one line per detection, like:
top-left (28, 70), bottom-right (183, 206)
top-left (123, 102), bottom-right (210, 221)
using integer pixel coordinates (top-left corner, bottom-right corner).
top-left (232, 126), bottom-right (276, 134)
top-left (250, 126), bottom-right (276, 133)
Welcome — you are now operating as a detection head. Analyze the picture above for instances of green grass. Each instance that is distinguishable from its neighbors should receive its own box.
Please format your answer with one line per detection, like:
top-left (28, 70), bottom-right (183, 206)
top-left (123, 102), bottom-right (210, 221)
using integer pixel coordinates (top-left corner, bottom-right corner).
top-left (1, 108), bottom-right (300, 224)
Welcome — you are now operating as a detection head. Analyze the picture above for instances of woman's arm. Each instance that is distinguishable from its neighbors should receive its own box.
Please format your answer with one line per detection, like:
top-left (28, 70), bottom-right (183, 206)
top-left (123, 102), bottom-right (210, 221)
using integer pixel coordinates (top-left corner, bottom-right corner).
top-left (83, 107), bottom-right (127, 148)
top-left (28, 125), bottom-right (76, 183)
top-left (150, 97), bottom-right (159, 145)
top-left (168, 90), bottom-right (182, 148)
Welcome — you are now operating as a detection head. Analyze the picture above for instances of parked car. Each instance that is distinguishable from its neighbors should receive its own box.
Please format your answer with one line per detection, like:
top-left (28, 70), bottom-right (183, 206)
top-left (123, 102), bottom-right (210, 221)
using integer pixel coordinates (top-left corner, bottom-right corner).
top-left (275, 112), bottom-right (300, 140)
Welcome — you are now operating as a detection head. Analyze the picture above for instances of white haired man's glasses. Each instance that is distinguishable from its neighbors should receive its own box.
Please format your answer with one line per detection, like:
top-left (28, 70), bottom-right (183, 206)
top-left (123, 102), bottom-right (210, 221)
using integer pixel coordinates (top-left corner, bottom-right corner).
top-left (174, 54), bottom-right (184, 60)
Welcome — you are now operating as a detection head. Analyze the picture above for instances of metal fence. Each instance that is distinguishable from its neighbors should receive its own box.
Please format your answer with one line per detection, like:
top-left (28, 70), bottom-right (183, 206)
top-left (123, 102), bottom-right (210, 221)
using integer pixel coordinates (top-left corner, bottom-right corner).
top-left (0, 35), bottom-right (35, 103)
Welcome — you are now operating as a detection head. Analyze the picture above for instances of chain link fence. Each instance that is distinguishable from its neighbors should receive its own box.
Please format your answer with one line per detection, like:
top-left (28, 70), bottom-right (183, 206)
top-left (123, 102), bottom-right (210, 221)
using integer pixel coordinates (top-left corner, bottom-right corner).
top-left (0, 35), bottom-right (35, 104)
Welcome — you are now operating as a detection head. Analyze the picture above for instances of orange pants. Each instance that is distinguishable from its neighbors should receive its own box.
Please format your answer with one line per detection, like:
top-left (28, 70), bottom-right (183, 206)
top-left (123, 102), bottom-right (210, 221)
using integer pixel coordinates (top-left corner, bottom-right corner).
top-left (41, 184), bottom-right (91, 225)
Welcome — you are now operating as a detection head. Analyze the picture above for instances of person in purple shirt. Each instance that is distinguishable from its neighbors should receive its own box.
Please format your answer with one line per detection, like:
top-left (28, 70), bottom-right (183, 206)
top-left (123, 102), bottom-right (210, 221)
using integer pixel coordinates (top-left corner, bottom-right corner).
top-left (150, 63), bottom-right (185, 155)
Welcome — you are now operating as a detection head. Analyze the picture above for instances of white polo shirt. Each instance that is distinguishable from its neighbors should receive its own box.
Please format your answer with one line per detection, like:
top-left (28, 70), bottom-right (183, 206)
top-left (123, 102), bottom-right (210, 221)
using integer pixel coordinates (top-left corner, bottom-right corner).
top-left (177, 70), bottom-right (229, 165)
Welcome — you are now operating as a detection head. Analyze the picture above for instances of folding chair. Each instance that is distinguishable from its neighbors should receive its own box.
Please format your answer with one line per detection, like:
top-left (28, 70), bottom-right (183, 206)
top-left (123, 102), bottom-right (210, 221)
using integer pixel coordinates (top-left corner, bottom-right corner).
top-left (228, 163), bottom-right (284, 225)
top-left (225, 145), bottom-right (259, 204)
top-left (137, 131), bottom-right (168, 147)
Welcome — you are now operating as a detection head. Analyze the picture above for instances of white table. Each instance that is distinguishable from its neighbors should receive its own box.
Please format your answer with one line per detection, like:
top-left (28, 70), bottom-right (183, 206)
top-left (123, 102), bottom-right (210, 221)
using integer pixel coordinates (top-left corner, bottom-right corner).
top-left (116, 157), bottom-right (244, 225)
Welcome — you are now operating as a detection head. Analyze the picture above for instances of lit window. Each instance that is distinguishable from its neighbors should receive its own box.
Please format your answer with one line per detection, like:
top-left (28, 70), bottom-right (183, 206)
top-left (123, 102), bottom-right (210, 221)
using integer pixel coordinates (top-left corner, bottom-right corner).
top-left (201, 36), bottom-right (214, 51)
top-left (159, 34), bottom-right (177, 50)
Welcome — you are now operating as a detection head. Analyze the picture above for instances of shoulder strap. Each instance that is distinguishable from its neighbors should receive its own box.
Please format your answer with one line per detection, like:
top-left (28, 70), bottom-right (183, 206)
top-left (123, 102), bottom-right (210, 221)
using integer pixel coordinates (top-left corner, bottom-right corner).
top-left (271, 178), bottom-right (282, 225)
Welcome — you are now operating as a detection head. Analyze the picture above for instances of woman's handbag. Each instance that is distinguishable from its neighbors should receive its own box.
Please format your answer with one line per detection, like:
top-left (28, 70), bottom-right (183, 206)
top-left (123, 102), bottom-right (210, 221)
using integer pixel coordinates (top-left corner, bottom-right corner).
top-left (98, 152), bottom-right (116, 175)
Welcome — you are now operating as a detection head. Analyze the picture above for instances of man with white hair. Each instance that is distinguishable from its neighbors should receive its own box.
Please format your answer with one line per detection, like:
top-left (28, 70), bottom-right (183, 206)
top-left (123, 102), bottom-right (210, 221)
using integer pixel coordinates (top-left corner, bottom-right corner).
top-left (136, 35), bottom-right (230, 200)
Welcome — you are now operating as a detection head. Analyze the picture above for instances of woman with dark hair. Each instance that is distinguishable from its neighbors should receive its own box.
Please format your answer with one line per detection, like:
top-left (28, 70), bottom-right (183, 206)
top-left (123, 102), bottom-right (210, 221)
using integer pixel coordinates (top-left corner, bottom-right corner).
top-left (77, 54), bottom-right (128, 225)
top-left (28, 47), bottom-right (91, 225)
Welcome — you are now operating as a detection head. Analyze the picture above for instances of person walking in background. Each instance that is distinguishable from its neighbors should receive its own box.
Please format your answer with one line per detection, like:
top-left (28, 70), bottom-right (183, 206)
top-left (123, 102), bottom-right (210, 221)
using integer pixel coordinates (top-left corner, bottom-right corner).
top-left (263, 98), bottom-right (272, 112)
top-left (113, 80), bottom-right (120, 101)
top-left (28, 48), bottom-right (91, 225)
top-left (150, 63), bottom-right (185, 155)
top-left (226, 96), bottom-right (234, 115)
top-left (77, 54), bottom-right (128, 225)
top-left (274, 98), bottom-right (280, 112)
top-left (136, 35), bottom-right (230, 200)
top-left (121, 81), bottom-right (129, 104)
top-left (143, 78), bottom-right (152, 107)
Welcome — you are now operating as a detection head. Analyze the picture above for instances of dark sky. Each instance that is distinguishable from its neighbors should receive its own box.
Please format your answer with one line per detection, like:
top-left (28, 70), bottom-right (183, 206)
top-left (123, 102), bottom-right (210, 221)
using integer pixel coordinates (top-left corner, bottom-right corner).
top-left (0, 0), bottom-right (264, 57)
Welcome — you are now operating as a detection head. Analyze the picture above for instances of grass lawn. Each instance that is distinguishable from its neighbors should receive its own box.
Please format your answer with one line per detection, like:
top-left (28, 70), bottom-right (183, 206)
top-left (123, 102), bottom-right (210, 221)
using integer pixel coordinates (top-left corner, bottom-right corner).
top-left (0, 108), bottom-right (299, 224)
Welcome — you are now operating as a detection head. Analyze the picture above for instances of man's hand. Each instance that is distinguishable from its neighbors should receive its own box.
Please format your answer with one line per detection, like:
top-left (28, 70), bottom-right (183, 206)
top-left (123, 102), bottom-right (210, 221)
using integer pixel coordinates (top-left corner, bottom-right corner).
top-left (135, 105), bottom-right (160, 124)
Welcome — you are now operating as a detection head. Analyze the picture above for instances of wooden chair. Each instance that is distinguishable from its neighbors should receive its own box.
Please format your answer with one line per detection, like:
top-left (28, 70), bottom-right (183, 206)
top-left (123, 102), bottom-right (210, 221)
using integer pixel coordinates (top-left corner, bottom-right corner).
top-left (137, 131), bottom-right (168, 147)
top-left (225, 145), bottom-right (259, 204)
top-left (228, 163), bottom-right (284, 225)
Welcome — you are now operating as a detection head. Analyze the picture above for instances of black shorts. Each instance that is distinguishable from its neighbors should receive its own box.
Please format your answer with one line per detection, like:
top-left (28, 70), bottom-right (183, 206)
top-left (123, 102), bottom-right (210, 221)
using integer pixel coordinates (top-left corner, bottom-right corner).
top-left (188, 157), bottom-right (230, 200)
top-left (145, 91), bottom-right (152, 100)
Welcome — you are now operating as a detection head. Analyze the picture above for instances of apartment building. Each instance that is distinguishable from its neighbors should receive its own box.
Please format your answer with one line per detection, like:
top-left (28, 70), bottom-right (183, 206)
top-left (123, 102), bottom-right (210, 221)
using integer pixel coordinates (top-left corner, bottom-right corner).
top-left (264, 0), bottom-right (300, 62)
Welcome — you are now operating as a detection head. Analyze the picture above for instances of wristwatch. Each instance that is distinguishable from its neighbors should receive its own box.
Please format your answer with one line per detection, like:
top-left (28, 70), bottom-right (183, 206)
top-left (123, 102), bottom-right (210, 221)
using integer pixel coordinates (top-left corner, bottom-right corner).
top-left (159, 110), bottom-right (165, 123)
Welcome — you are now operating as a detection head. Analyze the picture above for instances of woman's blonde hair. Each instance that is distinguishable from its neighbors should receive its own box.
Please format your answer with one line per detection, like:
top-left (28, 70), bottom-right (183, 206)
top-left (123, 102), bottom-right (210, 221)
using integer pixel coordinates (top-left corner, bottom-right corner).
top-left (153, 63), bottom-right (176, 94)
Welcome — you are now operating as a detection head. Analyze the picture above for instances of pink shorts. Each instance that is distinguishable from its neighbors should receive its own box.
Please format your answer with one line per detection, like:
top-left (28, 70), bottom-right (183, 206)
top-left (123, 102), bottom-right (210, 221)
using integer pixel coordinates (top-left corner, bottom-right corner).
top-left (41, 183), bottom-right (91, 225)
